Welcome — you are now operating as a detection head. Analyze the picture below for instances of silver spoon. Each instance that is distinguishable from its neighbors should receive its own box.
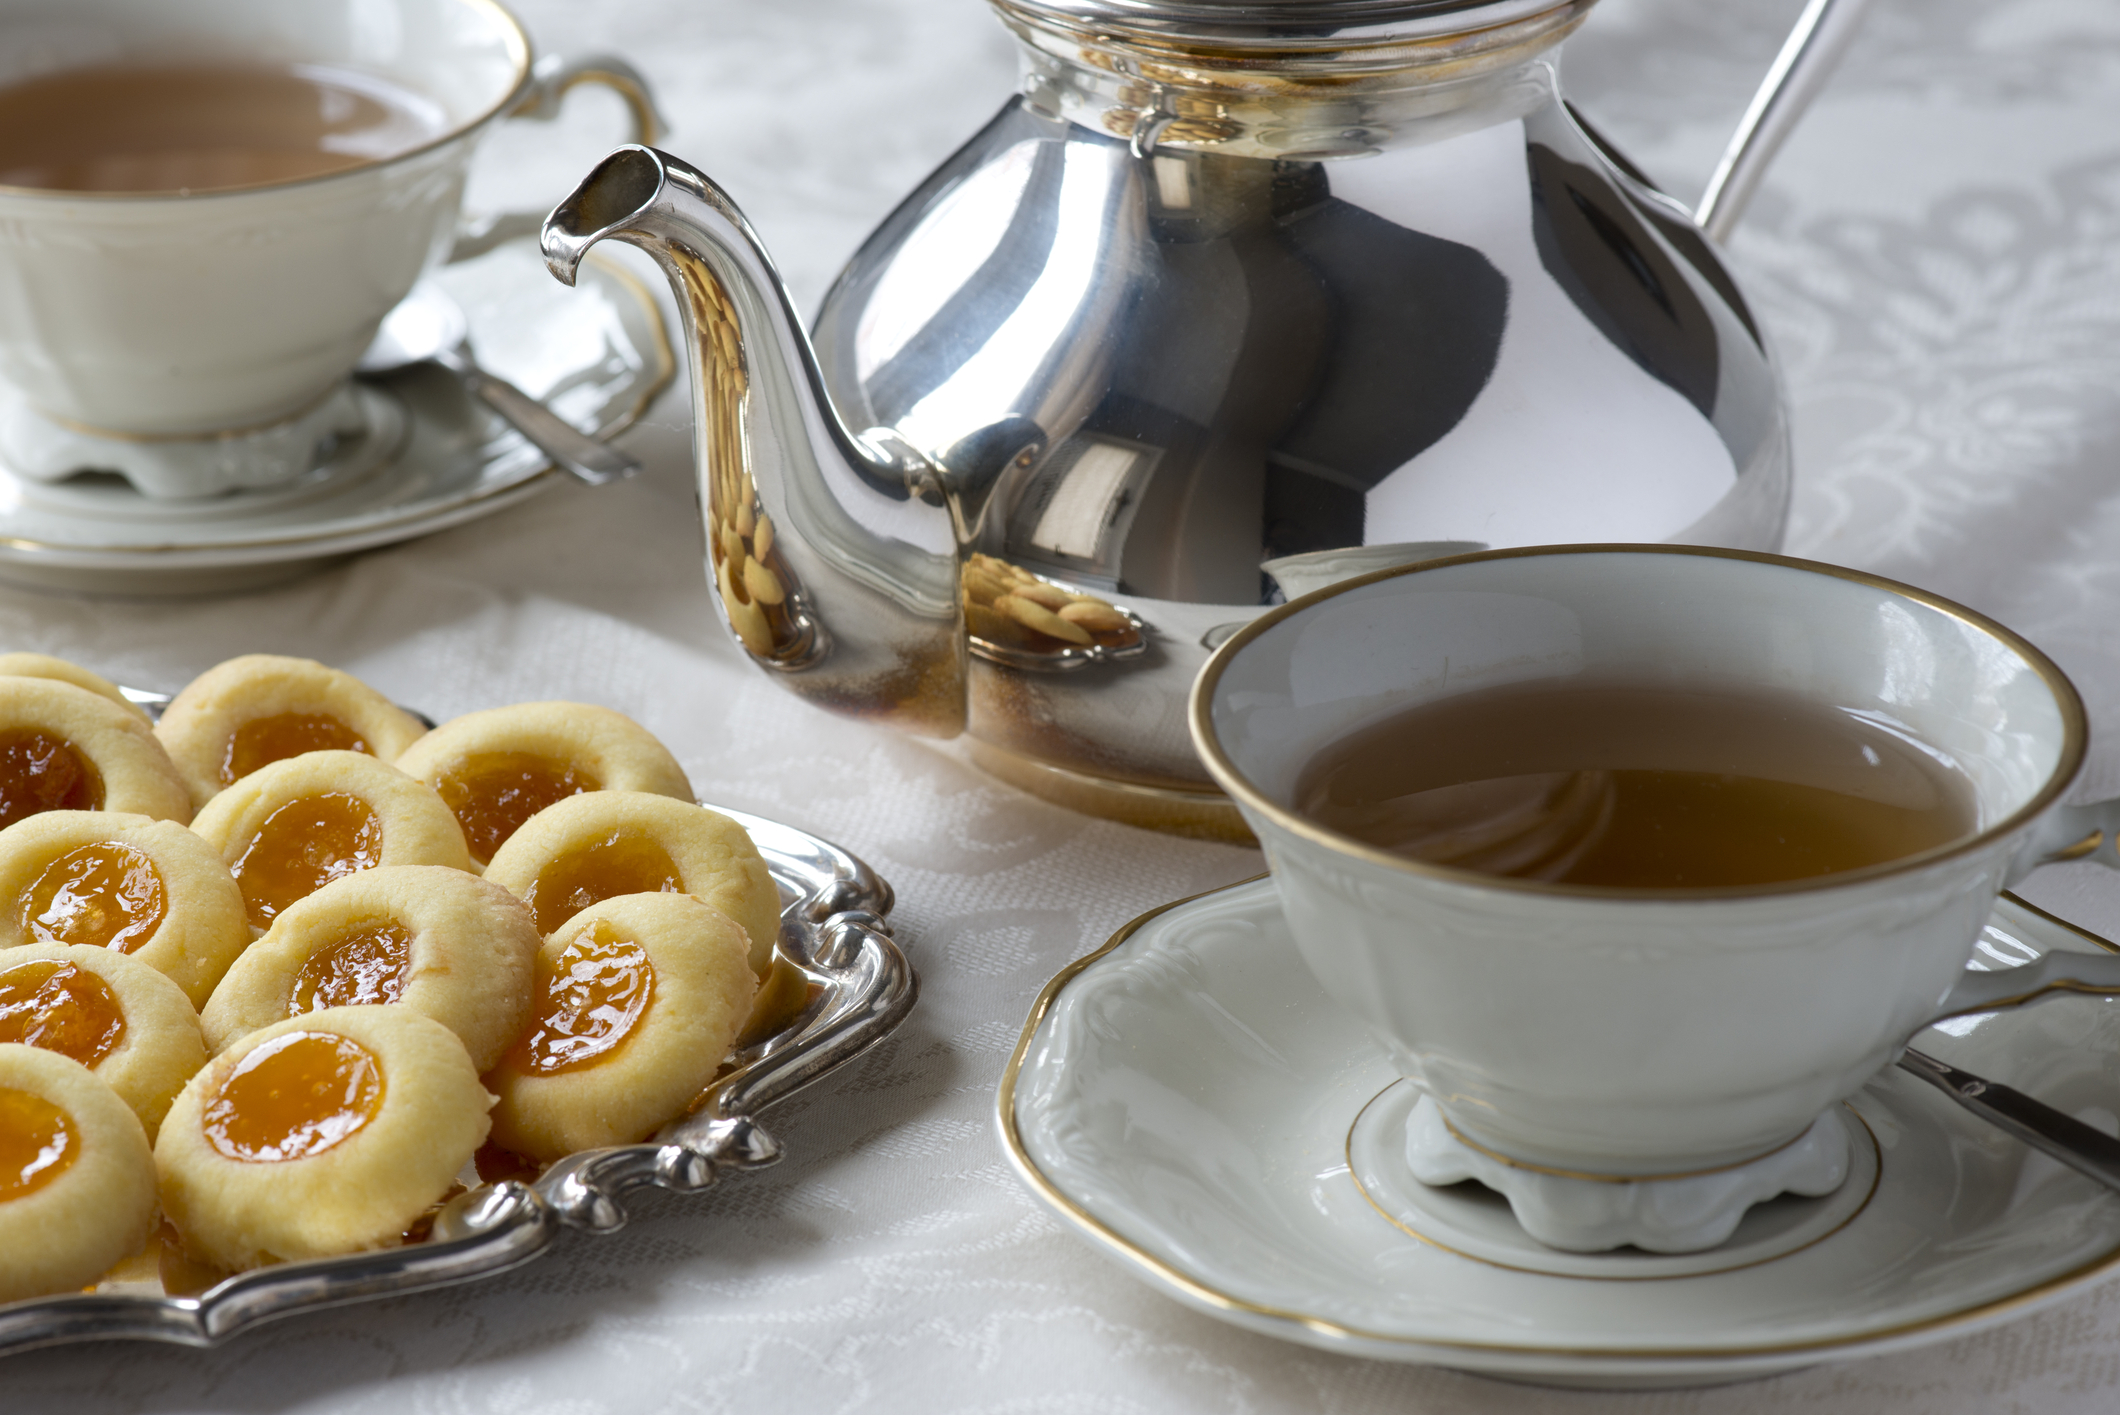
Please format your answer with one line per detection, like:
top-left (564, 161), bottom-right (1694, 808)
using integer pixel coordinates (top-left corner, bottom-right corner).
top-left (1898, 1047), bottom-right (2120, 1194)
top-left (357, 282), bottom-right (641, 486)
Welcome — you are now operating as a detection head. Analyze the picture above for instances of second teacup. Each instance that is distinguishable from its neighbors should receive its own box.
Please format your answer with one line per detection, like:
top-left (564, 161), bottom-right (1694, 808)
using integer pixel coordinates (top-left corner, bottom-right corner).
top-left (0, 0), bottom-right (657, 497)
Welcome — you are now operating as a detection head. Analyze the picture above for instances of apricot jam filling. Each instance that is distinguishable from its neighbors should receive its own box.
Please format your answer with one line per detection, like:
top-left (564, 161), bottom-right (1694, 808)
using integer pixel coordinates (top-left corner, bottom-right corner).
top-left (231, 792), bottom-right (383, 928)
top-left (0, 729), bottom-right (101, 828)
top-left (0, 1087), bottom-right (74, 1201)
top-left (292, 920), bottom-right (414, 1012)
top-left (22, 841), bottom-right (166, 953)
top-left (510, 923), bottom-right (656, 1075)
top-left (524, 830), bottom-right (682, 935)
top-left (439, 752), bottom-right (598, 865)
top-left (204, 1031), bottom-right (383, 1163)
top-left (220, 712), bottom-right (368, 786)
top-left (0, 959), bottom-right (125, 1067)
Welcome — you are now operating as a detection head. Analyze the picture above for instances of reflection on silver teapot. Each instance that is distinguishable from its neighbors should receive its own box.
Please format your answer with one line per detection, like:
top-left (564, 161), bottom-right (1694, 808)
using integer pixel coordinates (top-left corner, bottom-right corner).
top-left (542, 0), bottom-right (1867, 837)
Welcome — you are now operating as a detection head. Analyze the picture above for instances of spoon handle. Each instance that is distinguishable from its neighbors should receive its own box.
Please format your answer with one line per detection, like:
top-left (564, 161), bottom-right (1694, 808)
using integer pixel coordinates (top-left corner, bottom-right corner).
top-left (1897, 1047), bottom-right (2120, 1194)
top-left (458, 365), bottom-right (643, 486)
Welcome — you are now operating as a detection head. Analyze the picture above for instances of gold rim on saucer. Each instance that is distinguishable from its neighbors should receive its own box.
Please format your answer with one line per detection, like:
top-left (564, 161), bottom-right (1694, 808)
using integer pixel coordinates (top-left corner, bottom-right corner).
top-left (997, 877), bottom-right (2120, 1362)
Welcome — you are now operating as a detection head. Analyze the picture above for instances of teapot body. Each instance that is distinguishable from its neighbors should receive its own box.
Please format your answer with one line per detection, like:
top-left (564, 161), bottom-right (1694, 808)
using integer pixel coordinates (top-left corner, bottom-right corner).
top-left (808, 36), bottom-right (1787, 817)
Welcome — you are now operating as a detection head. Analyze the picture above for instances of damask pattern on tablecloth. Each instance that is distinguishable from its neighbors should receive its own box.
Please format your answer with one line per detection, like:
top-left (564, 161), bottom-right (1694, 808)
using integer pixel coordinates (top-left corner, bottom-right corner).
top-left (11, 0), bottom-right (2120, 1411)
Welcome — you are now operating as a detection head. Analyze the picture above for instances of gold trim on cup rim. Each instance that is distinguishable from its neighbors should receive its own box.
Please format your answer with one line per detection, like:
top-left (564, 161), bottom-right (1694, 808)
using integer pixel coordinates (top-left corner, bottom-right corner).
top-left (995, 876), bottom-right (2120, 1363)
top-left (1186, 544), bottom-right (2091, 903)
top-left (0, 0), bottom-right (537, 203)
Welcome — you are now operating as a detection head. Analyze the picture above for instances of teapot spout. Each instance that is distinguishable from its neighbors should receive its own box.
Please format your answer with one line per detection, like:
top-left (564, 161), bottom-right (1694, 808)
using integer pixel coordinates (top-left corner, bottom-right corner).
top-left (543, 146), bottom-right (966, 737)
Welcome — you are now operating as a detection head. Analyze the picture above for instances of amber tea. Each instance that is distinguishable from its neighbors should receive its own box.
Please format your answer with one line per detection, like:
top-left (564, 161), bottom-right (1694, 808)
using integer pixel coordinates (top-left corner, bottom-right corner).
top-left (0, 62), bottom-right (445, 194)
top-left (1294, 680), bottom-right (1977, 888)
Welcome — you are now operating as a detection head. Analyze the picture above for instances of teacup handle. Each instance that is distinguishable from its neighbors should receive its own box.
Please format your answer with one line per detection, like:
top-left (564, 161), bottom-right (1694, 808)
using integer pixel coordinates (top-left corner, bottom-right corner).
top-left (450, 54), bottom-right (672, 262)
top-left (1930, 947), bottom-right (2120, 1024)
top-left (1924, 797), bottom-right (2120, 1022)
top-left (510, 54), bottom-right (666, 146)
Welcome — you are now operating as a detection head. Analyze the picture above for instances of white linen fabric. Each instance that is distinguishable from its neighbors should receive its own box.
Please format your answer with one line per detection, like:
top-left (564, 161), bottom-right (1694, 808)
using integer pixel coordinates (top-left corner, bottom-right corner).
top-left (15, 0), bottom-right (2120, 1409)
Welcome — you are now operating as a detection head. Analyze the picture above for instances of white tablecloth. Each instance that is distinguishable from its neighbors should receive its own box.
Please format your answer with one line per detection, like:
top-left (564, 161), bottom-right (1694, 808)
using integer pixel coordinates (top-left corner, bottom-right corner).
top-left (18, 0), bottom-right (2120, 1408)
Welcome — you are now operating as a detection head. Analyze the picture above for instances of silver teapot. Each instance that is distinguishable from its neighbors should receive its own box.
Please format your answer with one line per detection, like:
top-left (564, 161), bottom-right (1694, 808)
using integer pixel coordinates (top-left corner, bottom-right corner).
top-left (542, 0), bottom-right (1865, 836)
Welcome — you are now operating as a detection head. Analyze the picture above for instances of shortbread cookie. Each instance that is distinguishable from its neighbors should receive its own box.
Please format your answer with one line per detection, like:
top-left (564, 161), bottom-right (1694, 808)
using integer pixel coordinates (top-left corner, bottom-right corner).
top-left (486, 893), bottom-right (757, 1160)
top-left (155, 1005), bottom-right (491, 1271)
top-left (0, 812), bottom-right (250, 1008)
top-left (203, 866), bottom-right (538, 1072)
top-left (395, 702), bottom-right (692, 865)
top-left (156, 655), bottom-right (428, 811)
top-left (0, 1043), bottom-right (156, 1301)
top-left (189, 752), bottom-right (473, 930)
top-left (0, 654), bottom-right (150, 723)
top-left (0, 943), bottom-right (207, 1139)
top-left (483, 792), bottom-right (779, 974)
top-left (0, 678), bottom-right (190, 828)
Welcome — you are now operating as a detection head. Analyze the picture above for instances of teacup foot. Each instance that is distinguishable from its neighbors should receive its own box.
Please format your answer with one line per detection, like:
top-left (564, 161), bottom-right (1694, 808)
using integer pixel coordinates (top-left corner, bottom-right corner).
top-left (0, 381), bottom-right (381, 499)
top-left (1351, 1085), bottom-right (1868, 1261)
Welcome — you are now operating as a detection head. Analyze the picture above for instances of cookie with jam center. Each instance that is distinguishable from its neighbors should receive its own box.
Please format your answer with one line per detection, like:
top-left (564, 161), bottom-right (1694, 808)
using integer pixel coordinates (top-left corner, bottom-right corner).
top-left (395, 702), bottom-right (692, 867)
top-left (0, 942), bottom-right (206, 1139)
top-left (0, 678), bottom-right (190, 828)
top-left (203, 865), bottom-right (537, 1072)
top-left (155, 1005), bottom-right (492, 1271)
top-left (485, 892), bottom-right (757, 1160)
top-left (156, 655), bottom-right (428, 812)
top-left (188, 751), bottom-right (473, 934)
top-left (482, 791), bottom-right (779, 976)
top-left (0, 654), bottom-right (151, 723)
top-left (0, 1042), bottom-right (156, 1301)
top-left (0, 811), bottom-right (250, 1008)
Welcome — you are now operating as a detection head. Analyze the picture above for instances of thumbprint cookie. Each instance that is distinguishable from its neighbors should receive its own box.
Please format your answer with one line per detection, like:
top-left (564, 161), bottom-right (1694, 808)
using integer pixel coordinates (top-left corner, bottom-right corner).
top-left (0, 678), bottom-right (190, 828)
top-left (155, 1005), bottom-right (492, 1271)
top-left (0, 943), bottom-right (206, 1139)
top-left (395, 702), bottom-right (693, 866)
top-left (203, 866), bottom-right (538, 1073)
top-left (0, 654), bottom-right (151, 723)
top-left (0, 812), bottom-right (250, 1008)
top-left (483, 792), bottom-right (779, 976)
top-left (156, 655), bottom-right (428, 811)
top-left (0, 1043), bottom-right (156, 1301)
top-left (189, 752), bottom-right (473, 932)
top-left (486, 893), bottom-right (757, 1160)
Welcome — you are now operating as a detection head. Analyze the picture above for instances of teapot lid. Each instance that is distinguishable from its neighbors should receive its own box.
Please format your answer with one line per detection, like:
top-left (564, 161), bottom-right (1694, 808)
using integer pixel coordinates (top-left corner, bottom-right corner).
top-left (993, 0), bottom-right (1576, 47)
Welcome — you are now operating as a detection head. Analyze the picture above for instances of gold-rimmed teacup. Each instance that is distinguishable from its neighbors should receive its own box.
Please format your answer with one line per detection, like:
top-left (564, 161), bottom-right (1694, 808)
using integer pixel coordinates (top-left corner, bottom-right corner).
top-left (1190, 545), bottom-right (2120, 1210)
top-left (0, 0), bottom-right (659, 497)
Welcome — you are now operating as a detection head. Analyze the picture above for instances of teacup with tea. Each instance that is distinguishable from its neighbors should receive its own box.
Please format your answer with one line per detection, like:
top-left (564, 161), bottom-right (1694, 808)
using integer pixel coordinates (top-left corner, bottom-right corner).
top-left (1191, 545), bottom-right (2120, 1251)
top-left (0, 0), bottom-right (656, 498)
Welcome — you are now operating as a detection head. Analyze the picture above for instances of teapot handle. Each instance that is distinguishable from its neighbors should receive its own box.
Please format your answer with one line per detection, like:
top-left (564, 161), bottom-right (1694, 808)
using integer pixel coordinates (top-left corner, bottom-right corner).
top-left (1693, 0), bottom-right (1875, 242)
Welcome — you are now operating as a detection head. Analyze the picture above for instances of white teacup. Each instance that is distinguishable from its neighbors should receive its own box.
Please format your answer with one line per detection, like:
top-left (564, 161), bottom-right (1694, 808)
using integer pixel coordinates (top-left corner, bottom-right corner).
top-left (0, 0), bottom-right (659, 497)
top-left (1190, 546), bottom-right (2120, 1188)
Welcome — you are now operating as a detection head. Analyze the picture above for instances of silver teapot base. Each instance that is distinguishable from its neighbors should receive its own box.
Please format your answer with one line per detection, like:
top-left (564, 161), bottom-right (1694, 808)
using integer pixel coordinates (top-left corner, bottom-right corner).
top-left (965, 739), bottom-right (1253, 843)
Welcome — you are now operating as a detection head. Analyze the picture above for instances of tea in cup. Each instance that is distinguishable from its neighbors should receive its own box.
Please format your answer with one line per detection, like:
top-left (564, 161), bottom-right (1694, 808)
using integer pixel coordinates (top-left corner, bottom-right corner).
top-left (1190, 545), bottom-right (2120, 1247)
top-left (0, 0), bottom-right (658, 497)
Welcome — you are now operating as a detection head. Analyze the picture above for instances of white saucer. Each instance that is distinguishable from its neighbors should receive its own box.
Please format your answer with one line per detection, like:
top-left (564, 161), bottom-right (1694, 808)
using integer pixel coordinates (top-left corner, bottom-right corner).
top-left (0, 239), bottom-right (673, 596)
top-left (1001, 877), bottom-right (2120, 1388)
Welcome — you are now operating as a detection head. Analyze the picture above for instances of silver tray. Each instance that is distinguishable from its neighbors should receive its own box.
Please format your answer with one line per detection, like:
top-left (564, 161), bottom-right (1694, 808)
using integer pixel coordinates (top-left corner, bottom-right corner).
top-left (0, 801), bottom-right (914, 1358)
